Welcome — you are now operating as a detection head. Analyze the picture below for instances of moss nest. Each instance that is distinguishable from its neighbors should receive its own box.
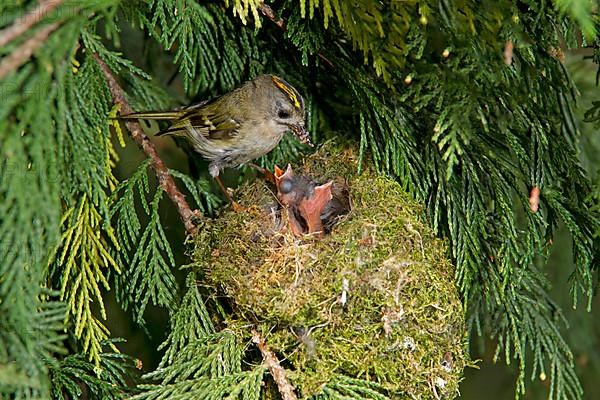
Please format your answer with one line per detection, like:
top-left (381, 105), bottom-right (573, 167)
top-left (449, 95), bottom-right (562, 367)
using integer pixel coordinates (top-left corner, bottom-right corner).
top-left (193, 143), bottom-right (468, 399)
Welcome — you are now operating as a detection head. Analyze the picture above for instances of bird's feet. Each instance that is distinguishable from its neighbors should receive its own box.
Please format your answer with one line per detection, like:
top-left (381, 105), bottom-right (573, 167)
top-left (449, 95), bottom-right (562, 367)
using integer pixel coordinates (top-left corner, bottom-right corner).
top-left (213, 175), bottom-right (245, 212)
top-left (249, 163), bottom-right (276, 185)
top-left (231, 201), bottom-right (244, 213)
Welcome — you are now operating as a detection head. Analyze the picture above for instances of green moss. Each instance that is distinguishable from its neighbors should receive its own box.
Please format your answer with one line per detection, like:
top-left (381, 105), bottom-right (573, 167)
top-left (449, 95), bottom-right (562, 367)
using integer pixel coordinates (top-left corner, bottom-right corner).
top-left (193, 143), bottom-right (468, 399)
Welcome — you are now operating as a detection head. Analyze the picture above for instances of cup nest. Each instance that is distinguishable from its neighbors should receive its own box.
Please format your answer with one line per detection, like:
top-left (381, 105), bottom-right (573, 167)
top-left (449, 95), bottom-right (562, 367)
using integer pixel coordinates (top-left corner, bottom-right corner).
top-left (193, 142), bottom-right (468, 399)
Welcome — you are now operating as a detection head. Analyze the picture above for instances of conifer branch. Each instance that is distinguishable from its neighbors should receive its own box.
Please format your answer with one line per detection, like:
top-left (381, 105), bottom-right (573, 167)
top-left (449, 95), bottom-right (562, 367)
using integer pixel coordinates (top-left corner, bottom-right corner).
top-left (0, 0), bottom-right (64, 47)
top-left (258, 2), bottom-right (334, 68)
top-left (251, 329), bottom-right (298, 400)
top-left (0, 22), bottom-right (60, 80)
top-left (93, 53), bottom-right (200, 234)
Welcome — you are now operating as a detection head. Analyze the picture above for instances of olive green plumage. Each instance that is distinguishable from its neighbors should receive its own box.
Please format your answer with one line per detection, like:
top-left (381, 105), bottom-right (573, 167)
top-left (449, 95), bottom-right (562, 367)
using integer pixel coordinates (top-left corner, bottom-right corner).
top-left (121, 74), bottom-right (310, 177)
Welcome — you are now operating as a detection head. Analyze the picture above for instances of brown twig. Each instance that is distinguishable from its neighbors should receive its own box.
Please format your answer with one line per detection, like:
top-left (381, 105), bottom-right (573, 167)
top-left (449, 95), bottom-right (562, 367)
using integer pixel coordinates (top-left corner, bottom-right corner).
top-left (251, 329), bottom-right (298, 400)
top-left (258, 3), bottom-right (286, 30)
top-left (93, 53), bottom-right (199, 234)
top-left (0, 0), bottom-right (64, 48)
top-left (0, 22), bottom-right (60, 80)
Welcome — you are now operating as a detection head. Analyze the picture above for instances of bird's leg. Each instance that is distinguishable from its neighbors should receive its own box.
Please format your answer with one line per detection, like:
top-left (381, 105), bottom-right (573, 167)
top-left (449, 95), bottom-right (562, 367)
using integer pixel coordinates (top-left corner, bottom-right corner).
top-left (214, 175), bottom-right (242, 212)
top-left (249, 163), bottom-right (276, 185)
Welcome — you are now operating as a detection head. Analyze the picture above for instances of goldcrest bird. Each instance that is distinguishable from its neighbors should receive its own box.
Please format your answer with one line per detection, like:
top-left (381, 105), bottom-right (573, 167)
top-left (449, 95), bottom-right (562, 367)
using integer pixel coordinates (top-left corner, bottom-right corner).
top-left (120, 74), bottom-right (311, 206)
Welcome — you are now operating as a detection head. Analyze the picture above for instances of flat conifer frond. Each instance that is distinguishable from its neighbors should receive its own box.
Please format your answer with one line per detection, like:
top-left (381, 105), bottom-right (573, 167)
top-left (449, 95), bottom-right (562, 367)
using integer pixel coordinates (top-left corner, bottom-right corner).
top-left (0, 1), bottom-right (598, 399)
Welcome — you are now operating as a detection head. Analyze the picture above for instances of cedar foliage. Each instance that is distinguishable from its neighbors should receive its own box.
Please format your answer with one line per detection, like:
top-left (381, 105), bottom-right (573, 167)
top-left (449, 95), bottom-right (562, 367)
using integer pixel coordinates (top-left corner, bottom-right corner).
top-left (0, 0), bottom-right (598, 399)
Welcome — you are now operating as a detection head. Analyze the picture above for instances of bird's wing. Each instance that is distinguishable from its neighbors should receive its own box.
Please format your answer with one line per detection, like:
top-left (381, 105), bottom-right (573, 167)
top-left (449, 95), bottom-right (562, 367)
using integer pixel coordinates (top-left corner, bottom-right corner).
top-left (157, 100), bottom-right (241, 140)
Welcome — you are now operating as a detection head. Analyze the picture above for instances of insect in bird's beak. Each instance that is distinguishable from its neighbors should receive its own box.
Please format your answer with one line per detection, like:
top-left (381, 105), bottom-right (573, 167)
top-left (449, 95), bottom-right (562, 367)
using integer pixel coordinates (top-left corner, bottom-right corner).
top-left (288, 124), bottom-right (313, 147)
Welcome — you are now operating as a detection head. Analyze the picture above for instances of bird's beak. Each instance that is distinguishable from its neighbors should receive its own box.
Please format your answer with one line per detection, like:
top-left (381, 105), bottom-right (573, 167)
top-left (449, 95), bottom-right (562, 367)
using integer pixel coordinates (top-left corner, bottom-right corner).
top-left (288, 124), bottom-right (313, 147)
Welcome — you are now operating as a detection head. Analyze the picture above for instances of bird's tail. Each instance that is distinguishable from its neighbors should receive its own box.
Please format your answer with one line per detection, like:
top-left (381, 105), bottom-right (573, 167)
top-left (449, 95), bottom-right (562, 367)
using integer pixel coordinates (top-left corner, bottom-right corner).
top-left (115, 110), bottom-right (189, 137)
top-left (117, 111), bottom-right (180, 120)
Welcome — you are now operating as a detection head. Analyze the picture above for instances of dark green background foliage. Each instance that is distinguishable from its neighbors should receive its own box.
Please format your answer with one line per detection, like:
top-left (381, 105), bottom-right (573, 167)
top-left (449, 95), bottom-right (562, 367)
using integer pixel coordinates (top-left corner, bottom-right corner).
top-left (0, 0), bottom-right (598, 399)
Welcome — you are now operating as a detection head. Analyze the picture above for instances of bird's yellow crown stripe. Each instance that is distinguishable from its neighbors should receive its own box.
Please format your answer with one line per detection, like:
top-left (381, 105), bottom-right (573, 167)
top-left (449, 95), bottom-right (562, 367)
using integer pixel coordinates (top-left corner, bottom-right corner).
top-left (271, 76), bottom-right (302, 109)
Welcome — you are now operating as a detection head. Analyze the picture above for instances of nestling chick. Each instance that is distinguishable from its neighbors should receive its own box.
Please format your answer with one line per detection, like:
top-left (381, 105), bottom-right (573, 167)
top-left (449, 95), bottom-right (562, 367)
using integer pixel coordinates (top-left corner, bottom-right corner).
top-left (119, 74), bottom-right (311, 207)
top-left (274, 164), bottom-right (350, 236)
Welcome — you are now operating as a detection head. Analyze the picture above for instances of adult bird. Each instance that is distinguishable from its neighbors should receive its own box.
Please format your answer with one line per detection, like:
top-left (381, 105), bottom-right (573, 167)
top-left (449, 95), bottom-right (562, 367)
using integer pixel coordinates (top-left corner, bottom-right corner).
top-left (119, 74), bottom-right (311, 209)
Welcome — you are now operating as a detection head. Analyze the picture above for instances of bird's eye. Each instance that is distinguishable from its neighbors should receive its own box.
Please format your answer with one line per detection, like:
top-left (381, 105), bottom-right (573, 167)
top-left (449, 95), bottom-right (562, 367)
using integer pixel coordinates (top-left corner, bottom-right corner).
top-left (279, 179), bottom-right (293, 194)
top-left (278, 110), bottom-right (290, 119)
